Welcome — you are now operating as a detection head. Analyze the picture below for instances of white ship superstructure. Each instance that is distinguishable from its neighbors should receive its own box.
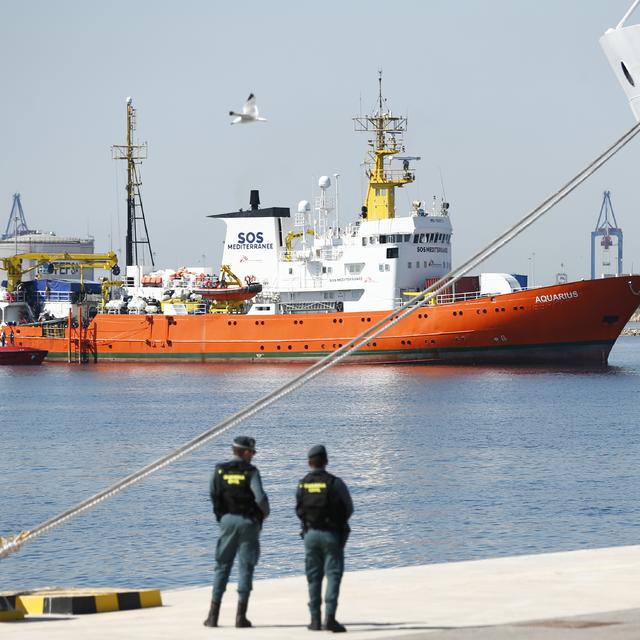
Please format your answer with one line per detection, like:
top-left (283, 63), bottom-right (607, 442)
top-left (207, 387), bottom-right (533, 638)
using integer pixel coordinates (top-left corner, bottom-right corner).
top-left (217, 194), bottom-right (452, 313)
top-left (215, 74), bottom-right (453, 314)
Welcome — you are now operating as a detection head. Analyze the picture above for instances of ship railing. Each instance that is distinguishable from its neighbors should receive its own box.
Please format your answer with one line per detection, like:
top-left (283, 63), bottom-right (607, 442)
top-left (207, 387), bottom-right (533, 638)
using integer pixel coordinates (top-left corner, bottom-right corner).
top-left (435, 291), bottom-right (483, 304)
top-left (396, 286), bottom-right (539, 308)
top-left (280, 301), bottom-right (337, 314)
top-left (380, 168), bottom-right (414, 183)
top-left (42, 324), bottom-right (66, 338)
top-left (37, 291), bottom-right (73, 302)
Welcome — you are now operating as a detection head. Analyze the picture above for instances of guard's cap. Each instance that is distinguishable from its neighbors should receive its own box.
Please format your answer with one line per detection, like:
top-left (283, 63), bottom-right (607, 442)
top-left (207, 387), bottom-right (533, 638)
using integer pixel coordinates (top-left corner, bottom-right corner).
top-left (233, 436), bottom-right (257, 452)
top-left (307, 444), bottom-right (327, 459)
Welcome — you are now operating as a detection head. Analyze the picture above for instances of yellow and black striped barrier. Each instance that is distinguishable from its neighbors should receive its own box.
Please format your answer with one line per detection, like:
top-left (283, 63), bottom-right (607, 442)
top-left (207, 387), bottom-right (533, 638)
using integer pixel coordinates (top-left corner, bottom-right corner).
top-left (0, 588), bottom-right (161, 620)
top-left (0, 594), bottom-right (24, 622)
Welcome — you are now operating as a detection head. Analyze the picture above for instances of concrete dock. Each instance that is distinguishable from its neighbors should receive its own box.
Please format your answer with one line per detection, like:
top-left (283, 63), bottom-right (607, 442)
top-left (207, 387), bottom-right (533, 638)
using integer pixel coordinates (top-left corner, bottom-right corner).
top-left (5, 545), bottom-right (640, 639)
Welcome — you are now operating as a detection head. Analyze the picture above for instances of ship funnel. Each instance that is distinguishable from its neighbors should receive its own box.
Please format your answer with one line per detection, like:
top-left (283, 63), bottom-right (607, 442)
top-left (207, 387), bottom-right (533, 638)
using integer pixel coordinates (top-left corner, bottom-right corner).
top-left (601, 22), bottom-right (640, 122)
top-left (250, 190), bottom-right (260, 210)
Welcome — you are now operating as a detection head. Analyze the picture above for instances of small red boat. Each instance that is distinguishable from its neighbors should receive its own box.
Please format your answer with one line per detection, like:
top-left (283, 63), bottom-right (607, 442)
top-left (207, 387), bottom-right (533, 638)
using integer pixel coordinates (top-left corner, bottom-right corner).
top-left (0, 346), bottom-right (48, 365)
top-left (194, 282), bottom-right (262, 302)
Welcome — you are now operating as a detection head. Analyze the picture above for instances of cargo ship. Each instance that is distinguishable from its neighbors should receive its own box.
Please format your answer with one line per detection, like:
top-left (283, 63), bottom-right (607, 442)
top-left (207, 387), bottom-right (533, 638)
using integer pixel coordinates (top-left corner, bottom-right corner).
top-left (3, 79), bottom-right (640, 364)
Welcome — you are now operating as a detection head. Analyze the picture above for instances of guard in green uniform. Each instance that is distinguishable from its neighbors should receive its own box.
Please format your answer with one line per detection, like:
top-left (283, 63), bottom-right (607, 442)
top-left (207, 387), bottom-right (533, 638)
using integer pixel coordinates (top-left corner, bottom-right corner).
top-left (296, 445), bottom-right (353, 633)
top-left (204, 436), bottom-right (270, 628)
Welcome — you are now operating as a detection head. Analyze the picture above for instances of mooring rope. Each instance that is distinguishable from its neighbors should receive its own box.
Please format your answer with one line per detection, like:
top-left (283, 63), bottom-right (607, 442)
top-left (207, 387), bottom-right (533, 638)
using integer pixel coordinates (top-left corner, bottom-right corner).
top-left (2, 119), bottom-right (640, 560)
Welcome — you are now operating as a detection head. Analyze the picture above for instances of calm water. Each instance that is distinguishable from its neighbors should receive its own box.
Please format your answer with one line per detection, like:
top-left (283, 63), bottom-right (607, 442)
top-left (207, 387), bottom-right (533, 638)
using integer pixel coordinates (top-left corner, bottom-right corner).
top-left (2, 338), bottom-right (640, 590)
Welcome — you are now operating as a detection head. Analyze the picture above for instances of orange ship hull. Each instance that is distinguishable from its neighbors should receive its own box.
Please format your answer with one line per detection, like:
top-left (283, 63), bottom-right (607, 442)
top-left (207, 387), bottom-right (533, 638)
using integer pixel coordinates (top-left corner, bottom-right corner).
top-left (10, 277), bottom-right (640, 365)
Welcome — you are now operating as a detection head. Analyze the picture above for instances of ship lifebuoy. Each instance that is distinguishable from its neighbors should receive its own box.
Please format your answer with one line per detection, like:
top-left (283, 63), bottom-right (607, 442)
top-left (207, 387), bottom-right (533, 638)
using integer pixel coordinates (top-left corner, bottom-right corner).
top-left (245, 275), bottom-right (256, 285)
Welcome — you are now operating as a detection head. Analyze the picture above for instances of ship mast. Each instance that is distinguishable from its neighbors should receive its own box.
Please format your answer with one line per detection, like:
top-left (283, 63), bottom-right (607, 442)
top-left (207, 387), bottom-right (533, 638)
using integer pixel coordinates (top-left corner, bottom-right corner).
top-left (112, 98), bottom-right (154, 267)
top-left (353, 72), bottom-right (414, 220)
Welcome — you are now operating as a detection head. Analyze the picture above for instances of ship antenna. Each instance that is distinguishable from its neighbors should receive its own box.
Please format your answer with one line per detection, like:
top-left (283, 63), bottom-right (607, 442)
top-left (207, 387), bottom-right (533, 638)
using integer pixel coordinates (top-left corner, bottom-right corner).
top-left (439, 167), bottom-right (447, 201)
top-left (378, 68), bottom-right (383, 113)
top-left (112, 97), bottom-right (154, 267)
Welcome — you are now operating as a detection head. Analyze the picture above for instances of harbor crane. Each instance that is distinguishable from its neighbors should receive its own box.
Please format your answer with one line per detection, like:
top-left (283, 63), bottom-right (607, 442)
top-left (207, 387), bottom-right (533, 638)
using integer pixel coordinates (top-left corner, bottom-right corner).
top-left (1, 252), bottom-right (120, 293)
top-left (591, 191), bottom-right (623, 278)
top-left (2, 193), bottom-right (36, 240)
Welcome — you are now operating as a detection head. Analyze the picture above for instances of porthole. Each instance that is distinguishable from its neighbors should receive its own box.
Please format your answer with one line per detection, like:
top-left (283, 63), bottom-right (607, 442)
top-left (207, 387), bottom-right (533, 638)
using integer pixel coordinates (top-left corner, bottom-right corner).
top-left (621, 60), bottom-right (636, 87)
top-left (276, 345), bottom-right (281, 350)
top-left (483, 309), bottom-right (487, 314)
top-left (288, 345), bottom-right (292, 350)
top-left (260, 345), bottom-right (265, 351)
top-left (304, 345), bottom-right (309, 350)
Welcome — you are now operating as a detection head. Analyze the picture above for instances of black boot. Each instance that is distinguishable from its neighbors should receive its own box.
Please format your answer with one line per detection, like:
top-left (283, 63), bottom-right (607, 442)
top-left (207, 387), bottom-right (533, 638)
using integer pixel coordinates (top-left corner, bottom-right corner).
top-left (236, 600), bottom-right (252, 628)
top-left (307, 610), bottom-right (321, 630)
top-left (203, 601), bottom-right (221, 627)
top-left (325, 614), bottom-right (346, 633)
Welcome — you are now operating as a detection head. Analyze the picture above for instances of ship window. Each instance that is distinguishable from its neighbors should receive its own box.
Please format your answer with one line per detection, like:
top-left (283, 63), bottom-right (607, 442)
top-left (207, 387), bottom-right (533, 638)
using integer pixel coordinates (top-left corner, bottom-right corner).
top-left (345, 262), bottom-right (365, 274)
top-left (387, 234), bottom-right (395, 242)
top-left (419, 233), bottom-right (426, 243)
top-left (621, 61), bottom-right (635, 87)
top-left (379, 264), bottom-right (385, 272)
top-left (386, 247), bottom-right (398, 259)
top-left (403, 234), bottom-right (410, 242)
top-left (370, 236), bottom-right (377, 244)
top-left (362, 237), bottom-right (368, 246)
top-left (408, 262), bottom-right (412, 268)
top-left (288, 268), bottom-right (293, 275)
top-left (379, 235), bottom-right (387, 244)
top-left (385, 264), bottom-right (390, 271)
top-left (413, 235), bottom-right (419, 243)
top-left (424, 261), bottom-right (428, 268)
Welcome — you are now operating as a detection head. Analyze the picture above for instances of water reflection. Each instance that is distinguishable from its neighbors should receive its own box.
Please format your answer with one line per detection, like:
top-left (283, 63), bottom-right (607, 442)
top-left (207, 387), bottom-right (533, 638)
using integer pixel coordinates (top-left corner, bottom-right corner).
top-left (1, 339), bottom-right (640, 589)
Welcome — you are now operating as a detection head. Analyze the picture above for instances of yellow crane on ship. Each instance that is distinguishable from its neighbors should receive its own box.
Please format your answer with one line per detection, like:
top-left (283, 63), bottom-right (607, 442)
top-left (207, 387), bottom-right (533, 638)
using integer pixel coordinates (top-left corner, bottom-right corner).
top-left (285, 230), bottom-right (315, 261)
top-left (1, 252), bottom-right (120, 293)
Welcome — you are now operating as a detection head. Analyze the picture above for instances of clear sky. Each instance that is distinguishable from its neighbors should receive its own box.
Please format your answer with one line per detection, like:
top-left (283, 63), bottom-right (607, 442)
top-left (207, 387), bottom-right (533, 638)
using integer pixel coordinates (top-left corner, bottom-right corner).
top-left (2, 0), bottom-right (639, 285)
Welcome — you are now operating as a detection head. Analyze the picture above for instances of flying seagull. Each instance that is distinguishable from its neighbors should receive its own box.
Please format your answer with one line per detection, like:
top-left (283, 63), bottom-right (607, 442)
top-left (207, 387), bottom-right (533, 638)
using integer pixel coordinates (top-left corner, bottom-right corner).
top-left (229, 93), bottom-right (267, 125)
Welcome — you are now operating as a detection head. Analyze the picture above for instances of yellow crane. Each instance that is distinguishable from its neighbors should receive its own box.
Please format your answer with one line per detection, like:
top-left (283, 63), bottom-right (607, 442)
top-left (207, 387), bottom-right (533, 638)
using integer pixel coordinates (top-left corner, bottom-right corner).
top-left (285, 230), bottom-right (315, 261)
top-left (1, 252), bottom-right (120, 293)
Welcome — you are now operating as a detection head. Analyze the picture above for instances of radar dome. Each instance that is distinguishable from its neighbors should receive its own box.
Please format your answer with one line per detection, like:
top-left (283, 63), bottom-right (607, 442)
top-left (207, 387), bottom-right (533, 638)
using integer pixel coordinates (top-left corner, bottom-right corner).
top-left (318, 176), bottom-right (331, 189)
top-left (297, 200), bottom-right (311, 213)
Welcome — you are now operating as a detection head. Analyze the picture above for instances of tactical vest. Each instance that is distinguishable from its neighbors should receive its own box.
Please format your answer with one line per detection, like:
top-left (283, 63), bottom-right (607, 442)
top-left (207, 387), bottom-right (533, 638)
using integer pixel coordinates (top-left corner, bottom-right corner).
top-left (216, 460), bottom-right (259, 518)
top-left (298, 469), bottom-right (339, 530)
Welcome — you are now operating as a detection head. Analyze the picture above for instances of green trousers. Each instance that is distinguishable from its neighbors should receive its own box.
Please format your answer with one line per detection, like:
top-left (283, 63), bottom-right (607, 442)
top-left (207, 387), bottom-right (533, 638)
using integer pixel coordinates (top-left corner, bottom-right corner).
top-left (304, 528), bottom-right (344, 617)
top-left (212, 513), bottom-right (261, 603)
